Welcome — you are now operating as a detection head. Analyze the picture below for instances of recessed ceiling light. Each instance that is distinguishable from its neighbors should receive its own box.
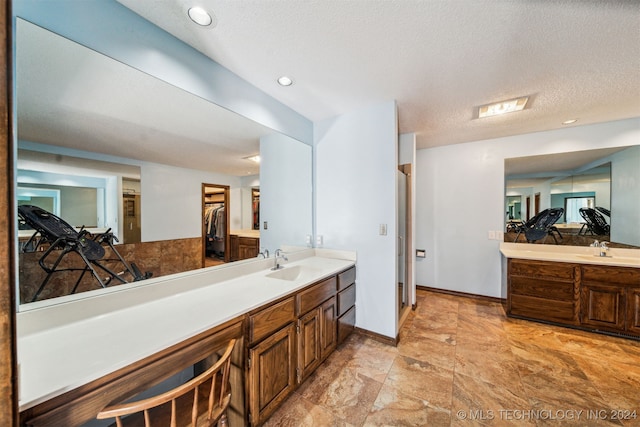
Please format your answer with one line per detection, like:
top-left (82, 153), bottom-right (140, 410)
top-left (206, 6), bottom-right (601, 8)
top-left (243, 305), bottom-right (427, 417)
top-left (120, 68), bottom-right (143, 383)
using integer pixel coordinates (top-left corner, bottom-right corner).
top-left (478, 97), bottom-right (529, 119)
top-left (188, 7), bottom-right (214, 26)
top-left (277, 76), bottom-right (293, 86)
top-left (562, 119), bottom-right (578, 125)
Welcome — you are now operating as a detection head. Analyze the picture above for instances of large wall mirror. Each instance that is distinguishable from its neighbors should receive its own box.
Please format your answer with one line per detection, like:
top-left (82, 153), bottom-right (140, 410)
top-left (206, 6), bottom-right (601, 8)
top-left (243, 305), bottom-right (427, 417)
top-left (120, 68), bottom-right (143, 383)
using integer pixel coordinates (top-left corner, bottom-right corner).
top-left (15, 19), bottom-right (313, 310)
top-left (505, 145), bottom-right (640, 248)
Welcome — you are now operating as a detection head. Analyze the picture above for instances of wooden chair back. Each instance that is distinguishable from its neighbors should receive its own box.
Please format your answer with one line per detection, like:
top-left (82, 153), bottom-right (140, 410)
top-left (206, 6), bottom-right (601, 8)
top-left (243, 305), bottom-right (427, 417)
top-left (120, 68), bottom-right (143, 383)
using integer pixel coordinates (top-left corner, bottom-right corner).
top-left (97, 338), bottom-right (237, 427)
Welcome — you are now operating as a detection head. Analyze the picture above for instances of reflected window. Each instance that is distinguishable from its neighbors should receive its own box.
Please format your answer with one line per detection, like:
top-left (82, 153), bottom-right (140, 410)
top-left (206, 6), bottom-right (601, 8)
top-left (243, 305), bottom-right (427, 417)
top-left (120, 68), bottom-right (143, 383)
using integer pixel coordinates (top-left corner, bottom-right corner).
top-left (565, 196), bottom-right (595, 223)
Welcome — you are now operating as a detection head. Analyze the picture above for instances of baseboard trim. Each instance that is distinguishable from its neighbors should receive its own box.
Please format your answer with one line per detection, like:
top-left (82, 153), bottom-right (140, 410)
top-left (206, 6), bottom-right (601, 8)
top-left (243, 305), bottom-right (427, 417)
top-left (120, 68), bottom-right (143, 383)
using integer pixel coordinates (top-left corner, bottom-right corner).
top-left (417, 285), bottom-right (506, 305)
top-left (355, 327), bottom-right (399, 347)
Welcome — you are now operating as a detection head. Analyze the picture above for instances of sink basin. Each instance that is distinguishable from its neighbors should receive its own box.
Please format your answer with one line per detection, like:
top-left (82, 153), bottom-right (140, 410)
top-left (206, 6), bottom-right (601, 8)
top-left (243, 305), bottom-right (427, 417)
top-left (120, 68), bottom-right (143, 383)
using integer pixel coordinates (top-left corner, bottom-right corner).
top-left (266, 265), bottom-right (318, 281)
top-left (266, 266), bottom-right (304, 281)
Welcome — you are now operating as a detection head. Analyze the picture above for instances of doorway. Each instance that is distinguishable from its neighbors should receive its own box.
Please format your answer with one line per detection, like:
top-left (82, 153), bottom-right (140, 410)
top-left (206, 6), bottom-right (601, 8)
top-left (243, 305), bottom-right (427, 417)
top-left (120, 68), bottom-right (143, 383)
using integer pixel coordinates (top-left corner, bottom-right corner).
top-left (202, 183), bottom-right (230, 267)
top-left (397, 164), bottom-right (413, 328)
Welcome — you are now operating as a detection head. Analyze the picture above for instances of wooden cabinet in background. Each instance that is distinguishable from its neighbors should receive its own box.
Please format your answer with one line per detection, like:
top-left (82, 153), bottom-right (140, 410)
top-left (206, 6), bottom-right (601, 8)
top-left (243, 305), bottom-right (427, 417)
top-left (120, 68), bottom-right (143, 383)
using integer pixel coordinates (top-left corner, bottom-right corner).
top-left (507, 259), bottom-right (579, 324)
top-left (229, 235), bottom-right (260, 261)
top-left (507, 258), bottom-right (639, 339)
top-left (627, 287), bottom-right (640, 335)
top-left (580, 265), bottom-right (640, 336)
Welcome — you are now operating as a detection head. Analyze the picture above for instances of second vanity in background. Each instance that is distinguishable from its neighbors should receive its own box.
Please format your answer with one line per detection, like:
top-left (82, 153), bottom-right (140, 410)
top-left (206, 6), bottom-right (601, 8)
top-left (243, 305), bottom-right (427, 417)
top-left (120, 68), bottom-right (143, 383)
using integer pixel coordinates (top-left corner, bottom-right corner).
top-left (230, 230), bottom-right (260, 261)
top-left (501, 242), bottom-right (640, 339)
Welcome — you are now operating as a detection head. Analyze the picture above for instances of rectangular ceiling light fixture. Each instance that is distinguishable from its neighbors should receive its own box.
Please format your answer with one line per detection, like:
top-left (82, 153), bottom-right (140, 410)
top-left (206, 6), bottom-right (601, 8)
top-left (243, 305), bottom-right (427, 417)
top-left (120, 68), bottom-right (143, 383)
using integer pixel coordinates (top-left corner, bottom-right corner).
top-left (478, 96), bottom-right (529, 118)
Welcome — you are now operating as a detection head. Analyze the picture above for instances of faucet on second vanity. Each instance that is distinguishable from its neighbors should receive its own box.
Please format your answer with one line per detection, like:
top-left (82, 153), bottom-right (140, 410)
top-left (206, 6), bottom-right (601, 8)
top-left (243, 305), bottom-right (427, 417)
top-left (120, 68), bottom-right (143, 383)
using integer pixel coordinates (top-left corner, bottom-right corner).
top-left (272, 249), bottom-right (288, 270)
top-left (599, 241), bottom-right (609, 257)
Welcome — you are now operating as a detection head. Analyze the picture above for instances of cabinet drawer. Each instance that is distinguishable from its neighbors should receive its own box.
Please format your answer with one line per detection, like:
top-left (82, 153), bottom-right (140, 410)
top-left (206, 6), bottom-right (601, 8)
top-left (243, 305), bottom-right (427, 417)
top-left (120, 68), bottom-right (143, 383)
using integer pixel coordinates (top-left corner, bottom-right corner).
top-left (510, 276), bottom-right (576, 301)
top-left (582, 265), bottom-right (640, 286)
top-left (337, 283), bottom-right (356, 317)
top-left (509, 259), bottom-right (575, 281)
top-left (297, 276), bottom-right (336, 316)
top-left (249, 296), bottom-right (295, 344)
top-left (509, 294), bottom-right (577, 324)
top-left (337, 267), bottom-right (356, 291)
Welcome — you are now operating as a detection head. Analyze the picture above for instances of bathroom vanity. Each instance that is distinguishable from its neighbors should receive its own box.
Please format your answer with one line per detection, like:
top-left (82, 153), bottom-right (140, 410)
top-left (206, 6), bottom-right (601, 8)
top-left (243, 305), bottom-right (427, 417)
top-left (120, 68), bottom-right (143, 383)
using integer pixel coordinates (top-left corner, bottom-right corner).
top-left (17, 249), bottom-right (356, 426)
top-left (501, 243), bottom-right (640, 339)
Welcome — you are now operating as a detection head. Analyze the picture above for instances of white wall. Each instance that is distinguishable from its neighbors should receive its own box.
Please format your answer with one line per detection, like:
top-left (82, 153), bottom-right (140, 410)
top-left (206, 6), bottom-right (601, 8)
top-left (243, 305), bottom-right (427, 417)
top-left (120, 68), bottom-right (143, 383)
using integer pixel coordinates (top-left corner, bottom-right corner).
top-left (260, 133), bottom-right (313, 252)
top-left (416, 118), bottom-right (640, 298)
top-left (140, 163), bottom-right (242, 242)
top-left (315, 101), bottom-right (398, 338)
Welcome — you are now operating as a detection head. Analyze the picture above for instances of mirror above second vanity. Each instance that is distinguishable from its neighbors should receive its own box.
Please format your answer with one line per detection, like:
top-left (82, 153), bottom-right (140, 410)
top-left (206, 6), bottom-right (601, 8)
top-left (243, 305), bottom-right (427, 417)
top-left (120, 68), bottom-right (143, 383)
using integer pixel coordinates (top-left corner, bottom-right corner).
top-left (15, 18), bottom-right (313, 309)
top-left (505, 145), bottom-right (640, 249)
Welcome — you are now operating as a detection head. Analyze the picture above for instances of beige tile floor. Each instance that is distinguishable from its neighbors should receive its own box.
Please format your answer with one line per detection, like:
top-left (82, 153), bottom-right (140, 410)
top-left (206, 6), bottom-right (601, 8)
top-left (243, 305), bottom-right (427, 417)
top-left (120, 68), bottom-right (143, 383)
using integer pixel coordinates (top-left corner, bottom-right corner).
top-left (264, 290), bottom-right (640, 426)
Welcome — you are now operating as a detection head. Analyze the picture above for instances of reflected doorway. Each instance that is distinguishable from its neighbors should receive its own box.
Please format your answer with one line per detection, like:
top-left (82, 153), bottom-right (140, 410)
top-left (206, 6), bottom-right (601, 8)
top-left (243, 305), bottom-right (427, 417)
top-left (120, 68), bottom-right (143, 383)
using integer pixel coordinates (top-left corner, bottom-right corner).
top-left (122, 178), bottom-right (141, 244)
top-left (202, 183), bottom-right (230, 267)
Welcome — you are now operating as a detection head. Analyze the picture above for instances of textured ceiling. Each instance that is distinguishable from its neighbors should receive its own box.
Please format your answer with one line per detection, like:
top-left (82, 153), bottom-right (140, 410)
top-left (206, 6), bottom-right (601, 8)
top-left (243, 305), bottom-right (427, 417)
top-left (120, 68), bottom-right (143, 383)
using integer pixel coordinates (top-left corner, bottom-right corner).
top-left (117, 0), bottom-right (640, 149)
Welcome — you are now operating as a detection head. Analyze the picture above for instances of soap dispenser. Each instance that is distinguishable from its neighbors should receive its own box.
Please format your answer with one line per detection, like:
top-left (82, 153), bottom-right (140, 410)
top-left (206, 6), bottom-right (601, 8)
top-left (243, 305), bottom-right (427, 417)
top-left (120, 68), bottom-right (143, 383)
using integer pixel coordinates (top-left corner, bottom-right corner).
top-left (590, 240), bottom-right (599, 256)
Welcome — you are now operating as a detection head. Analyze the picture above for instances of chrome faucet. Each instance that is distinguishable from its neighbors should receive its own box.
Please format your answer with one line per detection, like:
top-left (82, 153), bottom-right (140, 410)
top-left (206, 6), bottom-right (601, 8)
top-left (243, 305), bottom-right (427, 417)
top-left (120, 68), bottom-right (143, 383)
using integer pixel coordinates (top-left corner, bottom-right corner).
top-left (272, 249), bottom-right (288, 270)
top-left (599, 241), bottom-right (609, 257)
top-left (258, 248), bottom-right (269, 259)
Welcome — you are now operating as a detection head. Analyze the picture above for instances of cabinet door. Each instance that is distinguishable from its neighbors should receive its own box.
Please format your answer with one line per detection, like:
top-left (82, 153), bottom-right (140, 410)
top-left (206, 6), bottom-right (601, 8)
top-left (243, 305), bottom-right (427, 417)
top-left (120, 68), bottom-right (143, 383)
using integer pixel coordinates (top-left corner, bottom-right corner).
top-left (320, 296), bottom-right (337, 360)
top-left (238, 237), bottom-right (259, 260)
top-left (297, 309), bottom-right (320, 383)
top-left (626, 288), bottom-right (640, 335)
top-left (249, 323), bottom-right (296, 426)
top-left (580, 283), bottom-right (626, 331)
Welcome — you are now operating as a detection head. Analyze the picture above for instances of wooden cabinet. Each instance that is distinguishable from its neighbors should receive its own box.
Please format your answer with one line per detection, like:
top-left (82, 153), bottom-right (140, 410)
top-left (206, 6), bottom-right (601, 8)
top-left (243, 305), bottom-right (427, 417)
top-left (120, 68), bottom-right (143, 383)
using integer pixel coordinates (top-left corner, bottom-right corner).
top-left (580, 283), bottom-right (626, 330)
top-left (627, 287), bottom-right (640, 335)
top-left (295, 277), bottom-right (337, 383)
top-left (230, 235), bottom-right (260, 261)
top-left (247, 296), bottom-right (296, 426)
top-left (507, 258), bottom-right (639, 339)
top-left (247, 266), bottom-right (355, 425)
top-left (297, 308), bottom-right (320, 382)
top-left (337, 267), bottom-right (357, 344)
top-left (580, 265), bottom-right (640, 336)
top-left (507, 259), bottom-right (579, 324)
top-left (319, 296), bottom-right (338, 360)
top-left (248, 323), bottom-right (296, 426)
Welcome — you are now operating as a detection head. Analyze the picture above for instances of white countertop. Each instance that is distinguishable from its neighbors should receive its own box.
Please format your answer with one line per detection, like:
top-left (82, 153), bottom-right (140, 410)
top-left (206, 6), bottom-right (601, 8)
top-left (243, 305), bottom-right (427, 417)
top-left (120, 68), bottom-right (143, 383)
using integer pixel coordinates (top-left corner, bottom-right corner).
top-left (230, 229), bottom-right (260, 238)
top-left (17, 249), bottom-right (355, 411)
top-left (500, 242), bottom-right (640, 268)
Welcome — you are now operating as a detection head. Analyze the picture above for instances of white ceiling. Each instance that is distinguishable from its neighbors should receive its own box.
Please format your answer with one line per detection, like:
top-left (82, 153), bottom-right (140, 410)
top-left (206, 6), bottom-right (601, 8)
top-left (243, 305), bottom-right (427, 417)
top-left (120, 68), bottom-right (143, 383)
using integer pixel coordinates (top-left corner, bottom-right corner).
top-left (17, 1), bottom-right (640, 177)
top-left (117, 0), bottom-right (640, 149)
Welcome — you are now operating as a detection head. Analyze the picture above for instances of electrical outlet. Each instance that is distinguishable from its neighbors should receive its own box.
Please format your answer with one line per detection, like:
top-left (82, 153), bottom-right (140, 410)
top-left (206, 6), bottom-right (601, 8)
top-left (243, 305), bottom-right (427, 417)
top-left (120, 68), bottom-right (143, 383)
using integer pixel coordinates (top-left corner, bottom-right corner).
top-left (379, 224), bottom-right (387, 235)
top-left (263, 221), bottom-right (268, 230)
top-left (305, 235), bottom-right (312, 246)
top-left (316, 235), bottom-right (323, 247)
top-left (488, 230), bottom-right (496, 240)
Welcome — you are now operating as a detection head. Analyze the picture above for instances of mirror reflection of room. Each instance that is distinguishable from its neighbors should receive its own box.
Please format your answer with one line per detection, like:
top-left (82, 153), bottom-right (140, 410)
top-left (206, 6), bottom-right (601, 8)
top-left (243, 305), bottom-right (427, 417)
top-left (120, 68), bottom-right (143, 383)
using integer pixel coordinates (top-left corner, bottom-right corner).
top-left (14, 17), bottom-right (312, 308)
top-left (505, 146), bottom-right (640, 248)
